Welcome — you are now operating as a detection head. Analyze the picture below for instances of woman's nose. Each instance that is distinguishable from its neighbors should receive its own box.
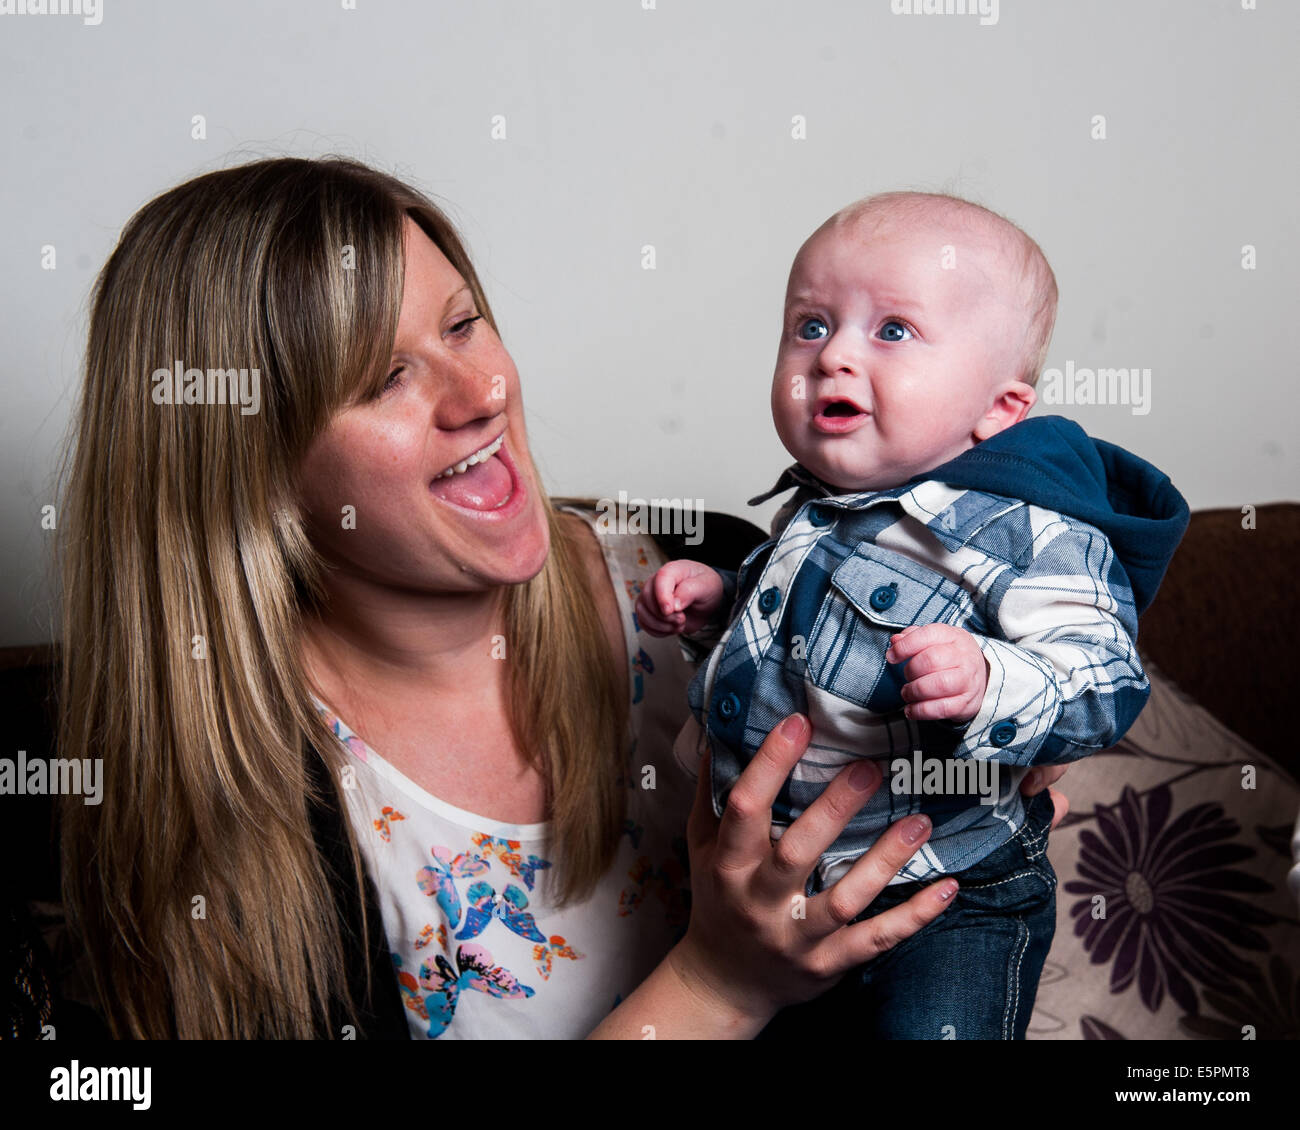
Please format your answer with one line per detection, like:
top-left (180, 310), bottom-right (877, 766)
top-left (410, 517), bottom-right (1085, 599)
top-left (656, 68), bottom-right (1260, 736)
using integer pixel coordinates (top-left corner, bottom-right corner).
top-left (432, 357), bottom-right (506, 430)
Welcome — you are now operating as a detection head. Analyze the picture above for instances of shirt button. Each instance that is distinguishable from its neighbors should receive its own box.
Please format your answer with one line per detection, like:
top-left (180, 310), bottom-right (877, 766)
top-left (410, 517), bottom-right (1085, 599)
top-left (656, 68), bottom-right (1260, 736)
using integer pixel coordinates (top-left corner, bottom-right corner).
top-left (757, 586), bottom-right (780, 616)
top-left (869, 583), bottom-right (898, 612)
top-left (990, 720), bottom-right (1018, 747)
top-left (808, 506), bottom-right (833, 527)
top-left (716, 693), bottom-right (740, 721)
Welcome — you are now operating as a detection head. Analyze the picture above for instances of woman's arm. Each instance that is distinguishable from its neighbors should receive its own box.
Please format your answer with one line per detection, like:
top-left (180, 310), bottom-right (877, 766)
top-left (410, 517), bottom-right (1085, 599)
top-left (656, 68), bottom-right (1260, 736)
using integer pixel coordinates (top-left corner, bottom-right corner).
top-left (588, 713), bottom-right (959, 1039)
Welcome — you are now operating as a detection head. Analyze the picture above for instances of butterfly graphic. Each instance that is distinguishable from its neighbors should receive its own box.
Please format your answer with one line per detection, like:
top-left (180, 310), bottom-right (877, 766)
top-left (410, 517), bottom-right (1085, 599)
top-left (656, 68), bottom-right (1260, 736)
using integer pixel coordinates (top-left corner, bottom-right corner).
top-left (625, 579), bottom-right (646, 631)
top-left (456, 881), bottom-right (546, 943)
top-left (394, 955), bottom-right (430, 1022)
top-left (618, 857), bottom-right (655, 916)
top-left (320, 711), bottom-right (369, 761)
top-left (631, 647), bottom-right (655, 704)
top-left (395, 946), bottom-right (534, 1039)
top-left (373, 806), bottom-right (406, 842)
top-left (531, 934), bottom-right (585, 980)
top-left (618, 838), bottom-right (691, 934)
top-left (416, 845), bottom-right (490, 929)
top-left (413, 923), bottom-right (447, 952)
top-left (470, 833), bottom-right (553, 891)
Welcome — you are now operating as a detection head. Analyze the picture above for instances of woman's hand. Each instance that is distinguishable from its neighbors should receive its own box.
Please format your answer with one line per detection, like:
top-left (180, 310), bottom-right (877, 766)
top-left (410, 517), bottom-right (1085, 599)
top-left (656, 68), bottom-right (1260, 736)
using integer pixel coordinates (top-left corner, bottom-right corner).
top-left (1021, 765), bottom-right (1070, 827)
top-left (588, 714), bottom-right (1073, 1039)
top-left (665, 713), bottom-right (957, 1031)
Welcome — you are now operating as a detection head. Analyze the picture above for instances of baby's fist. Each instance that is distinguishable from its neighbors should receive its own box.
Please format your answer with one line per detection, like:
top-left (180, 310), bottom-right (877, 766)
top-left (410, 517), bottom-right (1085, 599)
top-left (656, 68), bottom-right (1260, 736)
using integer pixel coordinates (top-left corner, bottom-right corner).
top-left (885, 624), bottom-right (989, 724)
top-left (636, 560), bottom-right (726, 637)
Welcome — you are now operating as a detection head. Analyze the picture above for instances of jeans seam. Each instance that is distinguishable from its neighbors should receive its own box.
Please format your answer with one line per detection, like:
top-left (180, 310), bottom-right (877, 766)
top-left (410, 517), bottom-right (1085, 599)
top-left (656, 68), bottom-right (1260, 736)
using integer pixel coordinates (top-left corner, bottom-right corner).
top-left (1002, 916), bottom-right (1030, 1040)
top-left (960, 867), bottom-right (1043, 891)
top-left (1022, 824), bottom-right (1050, 858)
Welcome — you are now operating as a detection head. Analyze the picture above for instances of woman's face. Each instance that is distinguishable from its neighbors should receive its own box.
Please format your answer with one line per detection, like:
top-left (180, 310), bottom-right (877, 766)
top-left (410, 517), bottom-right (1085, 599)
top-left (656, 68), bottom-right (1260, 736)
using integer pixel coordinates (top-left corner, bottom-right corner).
top-left (297, 216), bottom-right (551, 595)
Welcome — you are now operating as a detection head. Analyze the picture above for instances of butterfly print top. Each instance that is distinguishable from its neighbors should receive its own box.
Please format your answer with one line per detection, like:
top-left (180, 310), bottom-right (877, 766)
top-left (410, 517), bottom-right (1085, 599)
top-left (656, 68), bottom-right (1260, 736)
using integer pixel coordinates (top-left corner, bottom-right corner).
top-left (315, 506), bottom-right (699, 1039)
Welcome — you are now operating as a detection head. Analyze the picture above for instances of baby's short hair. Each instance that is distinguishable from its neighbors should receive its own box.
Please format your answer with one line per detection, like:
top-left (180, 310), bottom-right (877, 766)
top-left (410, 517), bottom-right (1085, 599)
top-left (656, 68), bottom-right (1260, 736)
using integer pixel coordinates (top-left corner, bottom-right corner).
top-left (826, 191), bottom-right (1058, 388)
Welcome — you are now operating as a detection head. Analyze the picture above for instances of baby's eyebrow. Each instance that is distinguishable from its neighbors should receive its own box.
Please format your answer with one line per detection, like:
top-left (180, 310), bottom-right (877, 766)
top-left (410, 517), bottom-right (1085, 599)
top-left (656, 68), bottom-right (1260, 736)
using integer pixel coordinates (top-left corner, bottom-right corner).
top-left (871, 293), bottom-right (925, 316)
top-left (786, 289), bottom-right (925, 317)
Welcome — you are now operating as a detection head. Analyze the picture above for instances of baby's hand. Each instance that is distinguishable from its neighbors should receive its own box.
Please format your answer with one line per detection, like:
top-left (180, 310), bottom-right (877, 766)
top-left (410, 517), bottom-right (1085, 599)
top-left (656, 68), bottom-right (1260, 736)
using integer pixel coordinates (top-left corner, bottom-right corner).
top-left (885, 624), bottom-right (989, 724)
top-left (636, 560), bottom-right (727, 637)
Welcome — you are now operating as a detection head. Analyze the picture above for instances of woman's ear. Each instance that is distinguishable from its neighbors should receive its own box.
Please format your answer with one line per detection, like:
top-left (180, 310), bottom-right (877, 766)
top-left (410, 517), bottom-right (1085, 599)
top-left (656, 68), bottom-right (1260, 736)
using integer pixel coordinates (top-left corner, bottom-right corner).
top-left (973, 380), bottom-right (1037, 442)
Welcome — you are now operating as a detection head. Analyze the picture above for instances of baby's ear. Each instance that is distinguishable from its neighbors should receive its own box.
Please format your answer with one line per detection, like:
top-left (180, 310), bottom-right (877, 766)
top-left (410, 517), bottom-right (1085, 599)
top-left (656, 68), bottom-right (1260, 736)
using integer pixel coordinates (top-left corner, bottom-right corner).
top-left (973, 380), bottom-right (1036, 442)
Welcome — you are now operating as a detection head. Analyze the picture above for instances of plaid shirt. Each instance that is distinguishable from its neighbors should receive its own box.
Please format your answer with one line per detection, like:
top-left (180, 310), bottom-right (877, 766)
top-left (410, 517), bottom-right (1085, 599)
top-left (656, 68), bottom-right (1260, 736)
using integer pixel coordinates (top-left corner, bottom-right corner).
top-left (686, 463), bottom-right (1149, 889)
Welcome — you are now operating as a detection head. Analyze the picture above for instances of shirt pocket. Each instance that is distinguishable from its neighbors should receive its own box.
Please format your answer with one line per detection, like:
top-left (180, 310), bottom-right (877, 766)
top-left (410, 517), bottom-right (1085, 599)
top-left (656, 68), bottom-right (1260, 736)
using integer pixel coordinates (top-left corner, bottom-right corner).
top-left (804, 546), bottom-right (972, 712)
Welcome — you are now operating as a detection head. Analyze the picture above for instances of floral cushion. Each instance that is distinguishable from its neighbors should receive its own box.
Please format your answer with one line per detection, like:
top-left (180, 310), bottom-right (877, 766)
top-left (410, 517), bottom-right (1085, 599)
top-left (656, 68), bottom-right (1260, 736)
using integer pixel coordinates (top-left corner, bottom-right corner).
top-left (1030, 662), bottom-right (1300, 1040)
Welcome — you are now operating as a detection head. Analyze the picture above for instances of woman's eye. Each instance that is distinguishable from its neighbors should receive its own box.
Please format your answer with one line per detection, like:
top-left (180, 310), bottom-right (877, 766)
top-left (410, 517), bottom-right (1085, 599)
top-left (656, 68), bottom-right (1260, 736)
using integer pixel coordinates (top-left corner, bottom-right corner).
top-left (377, 367), bottom-right (404, 396)
top-left (797, 317), bottom-right (829, 341)
top-left (449, 314), bottom-right (483, 339)
top-left (879, 319), bottom-right (913, 342)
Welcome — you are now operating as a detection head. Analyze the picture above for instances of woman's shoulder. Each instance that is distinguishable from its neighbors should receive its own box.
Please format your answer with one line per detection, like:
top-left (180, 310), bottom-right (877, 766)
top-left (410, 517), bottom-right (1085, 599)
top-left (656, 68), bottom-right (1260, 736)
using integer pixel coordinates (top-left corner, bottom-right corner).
top-left (554, 501), bottom-right (667, 589)
top-left (555, 505), bottom-right (663, 677)
top-left (554, 501), bottom-right (698, 718)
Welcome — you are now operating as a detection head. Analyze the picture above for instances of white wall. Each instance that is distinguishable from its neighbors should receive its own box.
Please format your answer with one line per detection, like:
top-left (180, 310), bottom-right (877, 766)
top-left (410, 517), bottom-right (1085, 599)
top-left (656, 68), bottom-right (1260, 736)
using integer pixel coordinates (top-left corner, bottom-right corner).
top-left (1, 0), bottom-right (1295, 645)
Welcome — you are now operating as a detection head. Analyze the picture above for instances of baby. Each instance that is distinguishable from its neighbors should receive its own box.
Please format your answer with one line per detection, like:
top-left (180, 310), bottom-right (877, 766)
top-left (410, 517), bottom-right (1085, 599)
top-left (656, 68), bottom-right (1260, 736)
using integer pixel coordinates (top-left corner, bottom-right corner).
top-left (636, 192), bottom-right (1189, 1039)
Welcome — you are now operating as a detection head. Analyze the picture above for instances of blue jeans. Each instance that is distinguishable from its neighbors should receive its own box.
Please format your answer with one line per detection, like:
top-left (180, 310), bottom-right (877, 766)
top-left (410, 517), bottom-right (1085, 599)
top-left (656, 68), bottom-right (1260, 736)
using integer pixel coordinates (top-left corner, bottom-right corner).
top-left (757, 788), bottom-right (1058, 1041)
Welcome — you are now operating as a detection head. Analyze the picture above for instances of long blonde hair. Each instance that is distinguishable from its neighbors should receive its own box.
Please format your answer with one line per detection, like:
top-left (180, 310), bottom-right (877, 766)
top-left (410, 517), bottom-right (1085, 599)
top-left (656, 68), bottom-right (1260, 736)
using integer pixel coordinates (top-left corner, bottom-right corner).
top-left (58, 157), bottom-right (627, 1039)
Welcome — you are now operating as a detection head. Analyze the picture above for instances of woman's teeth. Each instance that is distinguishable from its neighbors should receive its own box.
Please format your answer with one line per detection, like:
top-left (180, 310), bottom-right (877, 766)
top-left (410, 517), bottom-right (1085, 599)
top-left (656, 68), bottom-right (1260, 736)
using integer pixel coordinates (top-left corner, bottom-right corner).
top-left (435, 433), bottom-right (505, 479)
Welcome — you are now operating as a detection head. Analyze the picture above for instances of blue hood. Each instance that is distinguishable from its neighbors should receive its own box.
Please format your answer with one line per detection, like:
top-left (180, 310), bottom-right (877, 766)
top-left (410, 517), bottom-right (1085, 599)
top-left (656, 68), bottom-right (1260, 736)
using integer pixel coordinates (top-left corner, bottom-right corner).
top-left (908, 415), bottom-right (1189, 615)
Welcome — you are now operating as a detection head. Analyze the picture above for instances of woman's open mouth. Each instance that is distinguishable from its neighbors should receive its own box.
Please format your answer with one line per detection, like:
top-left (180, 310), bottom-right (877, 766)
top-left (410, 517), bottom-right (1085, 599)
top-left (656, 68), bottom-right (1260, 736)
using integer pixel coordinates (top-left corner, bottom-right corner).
top-left (428, 432), bottom-right (525, 516)
top-left (812, 397), bottom-right (870, 434)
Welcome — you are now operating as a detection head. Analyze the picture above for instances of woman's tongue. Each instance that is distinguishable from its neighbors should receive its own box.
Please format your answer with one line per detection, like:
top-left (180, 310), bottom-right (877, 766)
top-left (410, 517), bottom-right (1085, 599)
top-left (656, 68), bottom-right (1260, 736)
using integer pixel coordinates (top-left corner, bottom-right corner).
top-left (429, 452), bottom-right (512, 510)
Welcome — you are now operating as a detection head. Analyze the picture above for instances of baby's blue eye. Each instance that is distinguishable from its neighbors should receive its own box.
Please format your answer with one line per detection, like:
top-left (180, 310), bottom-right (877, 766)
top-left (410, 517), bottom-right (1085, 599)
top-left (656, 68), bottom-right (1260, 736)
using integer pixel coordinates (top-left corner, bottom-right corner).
top-left (879, 320), bottom-right (912, 342)
top-left (798, 317), bottom-right (829, 341)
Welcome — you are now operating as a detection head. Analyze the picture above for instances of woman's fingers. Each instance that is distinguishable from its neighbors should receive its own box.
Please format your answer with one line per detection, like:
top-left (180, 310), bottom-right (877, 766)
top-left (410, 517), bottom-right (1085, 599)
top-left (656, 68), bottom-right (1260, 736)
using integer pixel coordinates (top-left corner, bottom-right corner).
top-left (825, 878), bottom-right (957, 970)
top-left (803, 810), bottom-right (935, 938)
top-left (1021, 764), bottom-right (1068, 796)
top-left (1047, 785), bottom-right (1069, 828)
top-left (753, 758), bottom-right (881, 900)
top-left (1022, 768), bottom-right (1070, 827)
top-left (684, 732), bottom-right (719, 855)
top-left (712, 714), bottom-right (812, 872)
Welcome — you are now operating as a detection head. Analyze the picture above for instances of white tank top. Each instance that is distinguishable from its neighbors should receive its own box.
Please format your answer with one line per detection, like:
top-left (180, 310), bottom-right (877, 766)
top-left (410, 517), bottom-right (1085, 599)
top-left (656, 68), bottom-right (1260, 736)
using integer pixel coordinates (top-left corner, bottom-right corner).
top-left (313, 507), bottom-right (699, 1038)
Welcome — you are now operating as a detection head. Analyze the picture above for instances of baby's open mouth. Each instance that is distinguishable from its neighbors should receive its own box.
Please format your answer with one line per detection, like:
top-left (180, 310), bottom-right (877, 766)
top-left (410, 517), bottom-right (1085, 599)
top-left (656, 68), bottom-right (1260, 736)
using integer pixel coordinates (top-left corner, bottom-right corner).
top-left (812, 396), bottom-right (870, 434)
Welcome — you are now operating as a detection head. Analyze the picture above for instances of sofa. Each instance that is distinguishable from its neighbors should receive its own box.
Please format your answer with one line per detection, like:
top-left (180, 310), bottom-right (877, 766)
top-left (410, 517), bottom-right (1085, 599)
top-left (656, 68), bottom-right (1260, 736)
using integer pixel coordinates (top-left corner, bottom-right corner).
top-left (3, 503), bottom-right (1297, 1039)
top-left (1030, 502), bottom-right (1299, 1039)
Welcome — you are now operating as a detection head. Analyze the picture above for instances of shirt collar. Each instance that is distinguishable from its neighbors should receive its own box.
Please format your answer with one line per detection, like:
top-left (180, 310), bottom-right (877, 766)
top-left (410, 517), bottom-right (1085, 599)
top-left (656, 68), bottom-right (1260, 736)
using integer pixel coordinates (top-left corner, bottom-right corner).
top-left (747, 463), bottom-right (1019, 551)
top-left (745, 463), bottom-right (832, 507)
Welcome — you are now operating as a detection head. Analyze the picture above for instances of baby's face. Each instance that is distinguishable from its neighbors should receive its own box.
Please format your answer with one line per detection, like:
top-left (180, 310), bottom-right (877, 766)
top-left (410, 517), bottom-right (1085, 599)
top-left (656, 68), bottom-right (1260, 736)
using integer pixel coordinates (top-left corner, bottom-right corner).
top-left (770, 218), bottom-right (1032, 492)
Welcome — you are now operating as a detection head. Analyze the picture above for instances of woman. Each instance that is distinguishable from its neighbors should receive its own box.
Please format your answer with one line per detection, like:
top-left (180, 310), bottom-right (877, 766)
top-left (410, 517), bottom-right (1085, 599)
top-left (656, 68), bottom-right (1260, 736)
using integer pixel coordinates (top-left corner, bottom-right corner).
top-left (57, 157), bottom-right (1064, 1038)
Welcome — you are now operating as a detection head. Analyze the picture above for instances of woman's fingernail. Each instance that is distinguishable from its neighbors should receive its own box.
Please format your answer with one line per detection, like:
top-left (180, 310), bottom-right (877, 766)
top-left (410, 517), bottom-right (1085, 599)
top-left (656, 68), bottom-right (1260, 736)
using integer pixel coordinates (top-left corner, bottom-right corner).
top-left (901, 814), bottom-right (931, 845)
top-left (780, 714), bottom-right (808, 741)
top-left (849, 760), bottom-right (878, 790)
top-left (938, 880), bottom-right (958, 902)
